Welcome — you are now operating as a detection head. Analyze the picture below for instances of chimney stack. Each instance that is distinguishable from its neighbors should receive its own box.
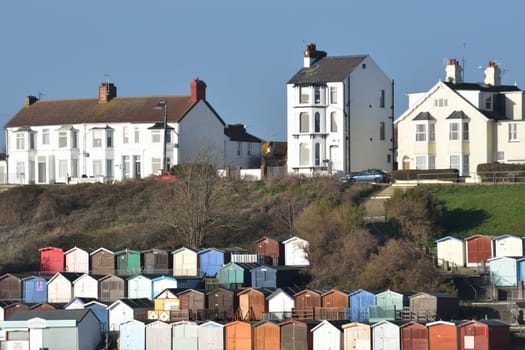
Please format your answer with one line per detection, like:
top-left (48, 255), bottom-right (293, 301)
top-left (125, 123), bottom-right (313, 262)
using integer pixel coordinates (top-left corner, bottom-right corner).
top-left (24, 96), bottom-right (38, 107)
top-left (445, 58), bottom-right (463, 84)
top-left (484, 60), bottom-right (501, 86)
top-left (190, 78), bottom-right (207, 102)
top-left (303, 43), bottom-right (327, 68)
top-left (98, 82), bottom-right (117, 103)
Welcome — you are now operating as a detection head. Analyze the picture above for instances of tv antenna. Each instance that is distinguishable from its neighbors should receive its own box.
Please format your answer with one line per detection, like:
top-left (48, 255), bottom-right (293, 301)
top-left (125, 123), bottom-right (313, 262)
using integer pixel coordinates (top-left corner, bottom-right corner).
top-left (37, 91), bottom-right (45, 100)
top-left (461, 42), bottom-right (467, 81)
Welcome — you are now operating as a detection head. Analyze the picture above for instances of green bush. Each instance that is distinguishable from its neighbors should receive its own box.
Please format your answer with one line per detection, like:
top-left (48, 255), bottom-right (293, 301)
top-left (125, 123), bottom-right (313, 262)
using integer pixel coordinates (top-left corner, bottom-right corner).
top-left (391, 169), bottom-right (459, 181)
top-left (477, 163), bottom-right (525, 183)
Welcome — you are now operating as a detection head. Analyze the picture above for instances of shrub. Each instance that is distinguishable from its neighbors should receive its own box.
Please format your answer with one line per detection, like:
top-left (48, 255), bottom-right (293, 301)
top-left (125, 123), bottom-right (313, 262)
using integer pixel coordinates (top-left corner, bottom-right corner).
top-left (477, 163), bottom-right (525, 183)
top-left (391, 169), bottom-right (459, 181)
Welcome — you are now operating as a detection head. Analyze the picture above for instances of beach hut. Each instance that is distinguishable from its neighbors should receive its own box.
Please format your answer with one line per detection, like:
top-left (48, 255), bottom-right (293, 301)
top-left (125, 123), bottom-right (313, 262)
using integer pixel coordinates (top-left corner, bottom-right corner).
top-left (0, 273), bottom-right (25, 300)
top-left (293, 289), bottom-right (322, 319)
top-left (218, 262), bottom-right (257, 289)
top-left (267, 288), bottom-right (295, 321)
top-left (250, 265), bottom-right (301, 288)
top-left (119, 319), bottom-right (146, 350)
top-left (280, 319), bottom-right (318, 350)
top-left (489, 257), bottom-right (518, 287)
top-left (2, 309), bottom-right (101, 350)
top-left (22, 275), bottom-right (48, 303)
top-left (254, 320), bottom-right (280, 350)
top-left (225, 320), bottom-right (252, 350)
top-left (372, 320), bottom-right (405, 350)
top-left (492, 234), bottom-right (524, 258)
top-left (236, 288), bottom-right (270, 321)
top-left (255, 236), bottom-right (286, 265)
top-left (207, 287), bottom-right (236, 321)
top-left (400, 321), bottom-right (429, 350)
top-left (172, 320), bottom-right (199, 350)
top-left (198, 321), bottom-right (224, 350)
top-left (142, 249), bottom-right (170, 274)
top-left (107, 298), bottom-right (152, 331)
top-left (47, 272), bottom-right (83, 303)
top-left (283, 236), bottom-right (310, 266)
top-left (198, 248), bottom-right (225, 277)
top-left (115, 249), bottom-right (142, 275)
top-left (321, 289), bottom-right (349, 320)
top-left (427, 320), bottom-right (461, 350)
top-left (464, 235), bottom-right (492, 267)
top-left (342, 322), bottom-right (372, 350)
top-left (458, 319), bottom-right (510, 350)
top-left (85, 300), bottom-right (109, 333)
top-left (369, 289), bottom-right (411, 323)
top-left (311, 320), bottom-right (345, 350)
top-left (152, 275), bottom-right (178, 299)
top-left (177, 288), bottom-right (206, 321)
top-left (172, 247), bottom-right (198, 276)
top-left (436, 236), bottom-right (465, 269)
top-left (72, 273), bottom-right (100, 299)
top-left (64, 246), bottom-right (91, 273)
top-left (90, 247), bottom-right (115, 275)
top-left (39, 246), bottom-right (64, 273)
top-left (128, 275), bottom-right (153, 300)
top-left (145, 320), bottom-right (172, 350)
top-left (409, 292), bottom-right (459, 322)
top-left (99, 274), bottom-right (126, 302)
top-left (349, 289), bottom-right (376, 322)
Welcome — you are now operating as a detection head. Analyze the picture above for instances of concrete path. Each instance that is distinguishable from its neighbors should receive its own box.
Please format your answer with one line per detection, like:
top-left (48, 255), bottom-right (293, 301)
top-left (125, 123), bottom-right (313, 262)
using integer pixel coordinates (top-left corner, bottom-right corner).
top-left (363, 184), bottom-right (415, 222)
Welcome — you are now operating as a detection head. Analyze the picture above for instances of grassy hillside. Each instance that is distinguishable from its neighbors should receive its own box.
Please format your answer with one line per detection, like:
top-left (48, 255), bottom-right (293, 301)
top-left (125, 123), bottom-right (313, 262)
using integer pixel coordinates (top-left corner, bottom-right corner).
top-left (426, 184), bottom-right (525, 237)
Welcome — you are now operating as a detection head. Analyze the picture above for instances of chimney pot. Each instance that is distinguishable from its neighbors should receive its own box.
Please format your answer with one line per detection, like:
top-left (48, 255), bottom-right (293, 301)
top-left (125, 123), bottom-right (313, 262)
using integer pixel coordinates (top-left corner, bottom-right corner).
top-left (445, 58), bottom-right (463, 84)
top-left (24, 96), bottom-right (38, 107)
top-left (484, 60), bottom-right (501, 86)
top-left (190, 78), bottom-right (207, 102)
top-left (98, 82), bottom-right (117, 103)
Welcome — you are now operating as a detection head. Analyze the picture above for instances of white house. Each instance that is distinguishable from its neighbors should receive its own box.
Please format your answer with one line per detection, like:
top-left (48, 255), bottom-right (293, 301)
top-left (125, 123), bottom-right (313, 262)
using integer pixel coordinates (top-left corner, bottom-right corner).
top-left (5, 78), bottom-right (261, 184)
top-left (287, 43), bottom-right (394, 176)
top-left (224, 123), bottom-right (262, 169)
top-left (396, 59), bottom-right (525, 177)
top-left (128, 275), bottom-right (153, 300)
top-left (198, 321), bottom-right (224, 350)
top-left (145, 320), bottom-right (172, 350)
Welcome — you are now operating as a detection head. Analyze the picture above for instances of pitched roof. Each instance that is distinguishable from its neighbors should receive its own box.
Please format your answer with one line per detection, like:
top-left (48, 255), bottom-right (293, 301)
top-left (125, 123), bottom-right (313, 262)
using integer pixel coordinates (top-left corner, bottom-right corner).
top-left (445, 81), bottom-right (521, 93)
top-left (446, 111), bottom-right (470, 120)
top-left (288, 55), bottom-right (368, 85)
top-left (5, 95), bottom-right (196, 128)
top-left (7, 309), bottom-right (92, 323)
top-left (224, 124), bottom-right (261, 143)
top-left (412, 112), bottom-right (435, 121)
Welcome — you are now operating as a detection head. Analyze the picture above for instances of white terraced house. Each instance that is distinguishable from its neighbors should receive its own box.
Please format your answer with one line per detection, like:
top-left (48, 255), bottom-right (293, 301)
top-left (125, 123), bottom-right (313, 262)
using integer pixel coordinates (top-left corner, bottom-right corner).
top-left (287, 43), bottom-right (394, 176)
top-left (4, 78), bottom-right (261, 184)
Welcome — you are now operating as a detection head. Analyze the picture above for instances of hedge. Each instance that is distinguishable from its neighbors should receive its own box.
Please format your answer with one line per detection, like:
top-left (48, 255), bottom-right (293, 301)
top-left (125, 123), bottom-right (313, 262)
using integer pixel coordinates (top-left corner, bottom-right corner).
top-left (391, 169), bottom-right (459, 181)
top-left (477, 163), bottom-right (525, 183)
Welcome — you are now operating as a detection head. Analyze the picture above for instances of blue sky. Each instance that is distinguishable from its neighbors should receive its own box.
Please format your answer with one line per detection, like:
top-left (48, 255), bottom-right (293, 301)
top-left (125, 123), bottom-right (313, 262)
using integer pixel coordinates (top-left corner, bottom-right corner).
top-left (0, 1), bottom-right (523, 147)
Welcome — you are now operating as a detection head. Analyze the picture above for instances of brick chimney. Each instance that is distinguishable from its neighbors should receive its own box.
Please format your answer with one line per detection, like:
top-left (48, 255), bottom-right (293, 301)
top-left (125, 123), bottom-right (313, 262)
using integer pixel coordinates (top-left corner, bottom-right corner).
top-left (445, 58), bottom-right (463, 84)
top-left (484, 60), bottom-right (501, 86)
top-left (24, 95), bottom-right (38, 107)
top-left (303, 43), bottom-right (327, 68)
top-left (98, 82), bottom-right (117, 103)
top-left (190, 78), bottom-right (207, 102)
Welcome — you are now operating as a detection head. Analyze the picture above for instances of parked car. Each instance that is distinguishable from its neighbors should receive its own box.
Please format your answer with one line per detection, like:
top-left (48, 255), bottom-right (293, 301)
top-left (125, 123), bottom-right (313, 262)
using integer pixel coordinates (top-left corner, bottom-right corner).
top-left (155, 171), bottom-right (180, 181)
top-left (340, 169), bottom-right (389, 183)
